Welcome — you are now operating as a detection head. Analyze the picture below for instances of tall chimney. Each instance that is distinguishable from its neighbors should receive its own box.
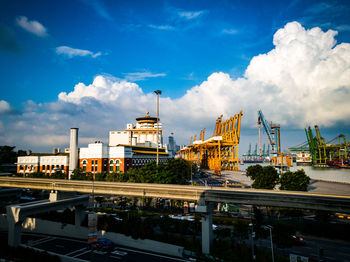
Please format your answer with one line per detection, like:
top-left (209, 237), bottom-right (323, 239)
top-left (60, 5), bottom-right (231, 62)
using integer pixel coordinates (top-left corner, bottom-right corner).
top-left (69, 128), bottom-right (79, 179)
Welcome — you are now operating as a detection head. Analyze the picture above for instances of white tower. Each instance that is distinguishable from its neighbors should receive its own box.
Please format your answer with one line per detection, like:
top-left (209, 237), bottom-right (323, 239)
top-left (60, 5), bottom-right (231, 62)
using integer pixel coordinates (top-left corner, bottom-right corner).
top-left (69, 128), bottom-right (79, 179)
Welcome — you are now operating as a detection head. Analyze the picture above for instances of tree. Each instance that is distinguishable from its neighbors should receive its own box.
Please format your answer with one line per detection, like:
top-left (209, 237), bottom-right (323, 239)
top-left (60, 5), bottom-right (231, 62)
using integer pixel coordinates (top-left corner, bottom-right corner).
top-left (94, 172), bottom-right (106, 181)
top-left (279, 169), bottom-right (310, 191)
top-left (252, 166), bottom-right (279, 189)
top-left (0, 146), bottom-right (17, 165)
top-left (246, 164), bottom-right (263, 180)
top-left (70, 168), bottom-right (88, 180)
top-left (125, 158), bottom-right (192, 185)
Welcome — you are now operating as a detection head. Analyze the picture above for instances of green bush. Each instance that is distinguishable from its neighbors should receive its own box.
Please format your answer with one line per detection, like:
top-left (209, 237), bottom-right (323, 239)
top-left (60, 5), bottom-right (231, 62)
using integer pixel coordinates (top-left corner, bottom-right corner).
top-left (70, 168), bottom-right (89, 180)
top-left (279, 169), bottom-right (310, 191)
top-left (246, 164), bottom-right (263, 180)
top-left (252, 166), bottom-right (279, 189)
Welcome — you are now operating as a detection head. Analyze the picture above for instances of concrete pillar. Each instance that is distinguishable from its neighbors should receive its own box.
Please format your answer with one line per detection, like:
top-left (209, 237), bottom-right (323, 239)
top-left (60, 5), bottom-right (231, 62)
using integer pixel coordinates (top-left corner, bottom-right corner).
top-left (201, 212), bottom-right (213, 254)
top-left (75, 206), bottom-right (85, 227)
top-left (8, 221), bottom-right (22, 247)
top-left (196, 203), bottom-right (214, 254)
top-left (49, 190), bottom-right (60, 202)
top-left (7, 206), bottom-right (23, 247)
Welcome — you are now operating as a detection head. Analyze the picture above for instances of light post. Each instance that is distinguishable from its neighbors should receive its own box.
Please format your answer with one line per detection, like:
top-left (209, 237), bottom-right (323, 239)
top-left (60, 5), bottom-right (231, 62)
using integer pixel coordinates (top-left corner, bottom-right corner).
top-left (249, 223), bottom-right (256, 260)
top-left (262, 225), bottom-right (274, 262)
top-left (154, 90), bottom-right (162, 166)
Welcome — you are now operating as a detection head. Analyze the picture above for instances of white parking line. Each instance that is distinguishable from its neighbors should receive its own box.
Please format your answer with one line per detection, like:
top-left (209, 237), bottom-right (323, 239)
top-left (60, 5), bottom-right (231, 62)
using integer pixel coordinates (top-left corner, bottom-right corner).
top-left (65, 247), bottom-right (88, 256)
top-left (110, 255), bottom-right (122, 259)
top-left (30, 236), bottom-right (56, 246)
top-left (72, 250), bottom-right (91, 258)
top-left (117, 247), bottom-right (189, 261)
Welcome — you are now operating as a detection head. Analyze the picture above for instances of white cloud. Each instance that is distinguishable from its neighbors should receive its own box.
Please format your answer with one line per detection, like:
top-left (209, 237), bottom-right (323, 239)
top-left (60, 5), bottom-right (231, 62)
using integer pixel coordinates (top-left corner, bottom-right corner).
top-left (178, 10), bottom-right (205, 20)
top-left (80, 0), bottom-right (112, 21)
top-left (123, 72), bottom-right (166, 81)
top-left (2, 22), bottom-right (350, 151)
top-left (16, 16), bottom-right (48, 37)
top-left (58, 75), bottom-right (144, 104)
top-left (0, 100), bottom-right (11, 114)
top-left (336, 24), bottom-right (350, 32)
top-left (222, 29), bottom-right (238, 35)
top-left (148, 24), bottom-right (175, 31)
top-left (56, 46), bottom-right (102, 58)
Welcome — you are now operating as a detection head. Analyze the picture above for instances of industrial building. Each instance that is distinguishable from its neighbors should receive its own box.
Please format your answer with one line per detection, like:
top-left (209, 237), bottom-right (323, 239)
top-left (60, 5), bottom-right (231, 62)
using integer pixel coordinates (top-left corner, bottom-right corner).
top-left (17, 153), bottom-right (69, 175)
top-left (17, 113), bottom-right (169, 176)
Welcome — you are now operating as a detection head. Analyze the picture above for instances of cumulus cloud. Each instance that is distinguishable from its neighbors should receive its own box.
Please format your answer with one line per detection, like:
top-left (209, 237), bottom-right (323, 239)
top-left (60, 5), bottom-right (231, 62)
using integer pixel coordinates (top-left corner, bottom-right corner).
top-left (0, 100), bottom-right (11, 114)
top-left (56, 46), bottom-right (102, 58)
top-left (16, 16), bottom-right (48, 37)
top-left (1, 21), bottom-right (350, 151)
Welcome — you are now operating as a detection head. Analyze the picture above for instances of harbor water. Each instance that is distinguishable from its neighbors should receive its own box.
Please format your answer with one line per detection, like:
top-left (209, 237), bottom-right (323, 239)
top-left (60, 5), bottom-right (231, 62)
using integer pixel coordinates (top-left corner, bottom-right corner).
top-left (239, 163), bottom-right (350, 184)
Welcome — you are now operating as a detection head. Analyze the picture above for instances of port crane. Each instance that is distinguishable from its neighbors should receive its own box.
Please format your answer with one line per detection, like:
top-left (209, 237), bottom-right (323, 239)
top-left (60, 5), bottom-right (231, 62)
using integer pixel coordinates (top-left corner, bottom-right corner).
top-left (178, 111), bottom-right (243, 173)
top-left (257, 110), bottom-right (292, 169)
top-left (305, 126), bottom-right (350, 167)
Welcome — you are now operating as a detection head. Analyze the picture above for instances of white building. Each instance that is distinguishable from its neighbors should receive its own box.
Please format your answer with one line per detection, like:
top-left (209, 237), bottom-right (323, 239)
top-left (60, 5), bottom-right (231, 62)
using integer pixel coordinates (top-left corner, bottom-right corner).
top-left (109, 112), bottom-right (163, 148)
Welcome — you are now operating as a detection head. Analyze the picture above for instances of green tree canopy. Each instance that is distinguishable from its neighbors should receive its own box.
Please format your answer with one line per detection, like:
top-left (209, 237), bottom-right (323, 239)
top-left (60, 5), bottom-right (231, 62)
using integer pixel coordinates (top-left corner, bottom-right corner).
top-left (251, 165), bottom-right (279, 189)
top-left (280, 169), bottom-right (310, 191)
top-left (0, 146), bottom-right (17, 165)
top-left (246, 164), bottom-right (263, 180)
top-left (125, 158), bottom-right (191, 184)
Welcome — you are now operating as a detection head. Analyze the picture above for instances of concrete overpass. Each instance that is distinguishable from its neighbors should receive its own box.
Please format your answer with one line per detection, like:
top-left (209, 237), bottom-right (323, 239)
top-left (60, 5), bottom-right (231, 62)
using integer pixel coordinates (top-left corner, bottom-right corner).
top-left (1, 177), bottom-right (350, 213)
top-left (1, 177), bottom-right (350, 254)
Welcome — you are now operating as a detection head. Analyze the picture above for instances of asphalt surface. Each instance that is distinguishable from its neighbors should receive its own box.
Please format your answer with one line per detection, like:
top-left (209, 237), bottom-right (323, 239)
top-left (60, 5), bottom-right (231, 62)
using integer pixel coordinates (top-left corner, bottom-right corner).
top-left (21, 233), bottom-right (190, 262)
top-left (256, 236), bottom-right (350, 262)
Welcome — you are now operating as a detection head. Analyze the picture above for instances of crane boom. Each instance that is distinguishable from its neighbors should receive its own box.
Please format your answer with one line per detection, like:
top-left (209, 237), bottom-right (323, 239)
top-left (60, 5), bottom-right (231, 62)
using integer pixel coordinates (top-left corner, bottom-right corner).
top-left (257, 110), bottom-right (280, 154)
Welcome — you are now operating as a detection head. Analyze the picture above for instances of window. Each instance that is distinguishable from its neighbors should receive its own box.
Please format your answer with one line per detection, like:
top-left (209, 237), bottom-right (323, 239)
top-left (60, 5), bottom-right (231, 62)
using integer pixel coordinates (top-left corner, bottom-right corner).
top-left (110, 160), bottom-right (114, 172)
top-left (116, 159), bottom-right (120, 171)
top-left (82, 160), bottom-right (87, 172)
top-left (92, 159), bottom-right (98, 173)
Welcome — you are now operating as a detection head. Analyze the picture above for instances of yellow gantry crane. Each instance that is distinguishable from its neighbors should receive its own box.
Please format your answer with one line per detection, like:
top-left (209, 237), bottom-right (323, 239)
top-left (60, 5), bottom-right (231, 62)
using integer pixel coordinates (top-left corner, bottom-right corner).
top-left (178, 111), bottom-right (243, 174)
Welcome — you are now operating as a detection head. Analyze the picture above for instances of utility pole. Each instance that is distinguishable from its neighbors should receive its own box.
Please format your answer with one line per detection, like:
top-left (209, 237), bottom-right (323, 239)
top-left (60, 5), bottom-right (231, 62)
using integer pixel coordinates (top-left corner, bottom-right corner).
top-left (154, 90), bottom-right (162, 165)
top-left (249, 223), bottom-right (256, 260)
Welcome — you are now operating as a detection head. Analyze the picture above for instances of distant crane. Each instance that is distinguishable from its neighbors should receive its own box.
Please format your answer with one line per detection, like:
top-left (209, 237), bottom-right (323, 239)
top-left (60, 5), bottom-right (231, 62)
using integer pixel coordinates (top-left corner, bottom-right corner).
top-left (258, 110), bottom-right (292, 169)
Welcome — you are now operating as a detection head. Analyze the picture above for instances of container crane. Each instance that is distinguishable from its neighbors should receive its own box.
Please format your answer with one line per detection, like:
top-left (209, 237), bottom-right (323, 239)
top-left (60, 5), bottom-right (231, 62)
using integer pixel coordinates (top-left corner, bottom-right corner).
top-left (258, 110), bottom-right (292, 169)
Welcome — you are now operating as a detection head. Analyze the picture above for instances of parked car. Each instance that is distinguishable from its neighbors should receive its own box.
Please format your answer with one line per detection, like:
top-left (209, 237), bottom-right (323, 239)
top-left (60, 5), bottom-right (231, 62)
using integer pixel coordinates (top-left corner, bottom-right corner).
top-left (290, 235), bottom-right (306, 246)
top-left (97, 238), bottom-right (115, 251)
top-left (88, 238), bottom-right (115, 251)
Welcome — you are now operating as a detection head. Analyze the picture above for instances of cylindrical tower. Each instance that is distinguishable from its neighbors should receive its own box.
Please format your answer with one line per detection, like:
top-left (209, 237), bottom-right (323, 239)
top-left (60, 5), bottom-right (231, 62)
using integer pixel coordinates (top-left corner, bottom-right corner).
top-left (69, 128), bottom-right (79, 179)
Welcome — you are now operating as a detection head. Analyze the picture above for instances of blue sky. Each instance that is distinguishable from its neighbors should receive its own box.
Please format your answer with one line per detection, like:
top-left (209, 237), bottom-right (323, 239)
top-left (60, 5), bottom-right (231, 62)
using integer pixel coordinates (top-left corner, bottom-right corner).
top-left (0, 0), bottom-right (350, 154)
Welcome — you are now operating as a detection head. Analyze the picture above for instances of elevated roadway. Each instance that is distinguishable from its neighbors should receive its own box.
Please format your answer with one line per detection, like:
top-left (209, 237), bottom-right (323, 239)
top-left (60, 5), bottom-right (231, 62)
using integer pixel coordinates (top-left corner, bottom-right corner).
top-left (1, 177), bottom-right (350, 213)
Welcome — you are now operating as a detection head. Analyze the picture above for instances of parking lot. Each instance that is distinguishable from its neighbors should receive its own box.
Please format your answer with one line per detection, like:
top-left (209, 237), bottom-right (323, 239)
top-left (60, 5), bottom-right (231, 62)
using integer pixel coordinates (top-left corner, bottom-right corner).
top-left (21, 233), bottom-right (190, 262)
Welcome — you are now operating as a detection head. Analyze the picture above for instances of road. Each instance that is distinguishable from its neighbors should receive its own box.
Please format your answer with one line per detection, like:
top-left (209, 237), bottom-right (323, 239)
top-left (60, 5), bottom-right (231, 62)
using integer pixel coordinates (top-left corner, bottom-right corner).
top-left (20, 233), bottom-right (190, 262)
top-left (255, 236), bottom-right (350, 262)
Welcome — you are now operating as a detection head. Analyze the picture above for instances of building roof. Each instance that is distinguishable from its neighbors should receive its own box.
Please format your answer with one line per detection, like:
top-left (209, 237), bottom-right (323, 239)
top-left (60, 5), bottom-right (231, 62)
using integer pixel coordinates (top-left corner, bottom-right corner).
top-left (30, 153), bottom-right (69, 157)
top-left (135, 112), bottom-right (158, 123)
top-left (115, 144), bottom-right (166, 153)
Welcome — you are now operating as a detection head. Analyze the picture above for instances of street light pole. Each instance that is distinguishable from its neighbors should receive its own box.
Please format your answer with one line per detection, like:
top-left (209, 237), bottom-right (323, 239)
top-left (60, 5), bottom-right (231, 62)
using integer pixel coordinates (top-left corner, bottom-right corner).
top-left (262, 225), bottom-right (274, 262)
top-left (249, 223), bottom-right (255, 260)
top-left (154, 90), bottom-right (162, 166)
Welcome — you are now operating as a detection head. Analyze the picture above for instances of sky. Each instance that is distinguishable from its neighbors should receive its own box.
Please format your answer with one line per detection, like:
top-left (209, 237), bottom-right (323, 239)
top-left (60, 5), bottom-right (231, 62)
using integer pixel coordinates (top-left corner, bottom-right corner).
top-left (0, 0), bottom-right (350, 155)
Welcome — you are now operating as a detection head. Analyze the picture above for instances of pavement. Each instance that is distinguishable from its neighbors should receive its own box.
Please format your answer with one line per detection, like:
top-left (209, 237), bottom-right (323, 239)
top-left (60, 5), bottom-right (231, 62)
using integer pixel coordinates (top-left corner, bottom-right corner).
top-left (198, 169), bottom-right (350, 196)
top-left (256, 235), bottom-right (350, 262)
top-left (20, 233), bottom-right (190, 262)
